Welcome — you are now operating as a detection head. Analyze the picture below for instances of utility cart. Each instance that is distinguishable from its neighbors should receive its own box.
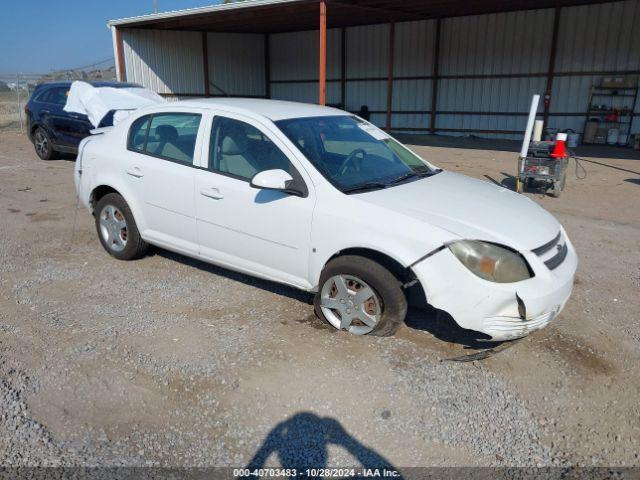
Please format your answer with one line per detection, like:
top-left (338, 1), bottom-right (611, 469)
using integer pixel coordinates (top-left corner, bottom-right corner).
top-left (516, 141), bottom-right (568, 197)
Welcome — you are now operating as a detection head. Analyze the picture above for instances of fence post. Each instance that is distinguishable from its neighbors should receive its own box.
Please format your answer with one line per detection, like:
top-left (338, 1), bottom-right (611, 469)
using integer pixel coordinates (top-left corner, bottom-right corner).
top-left (16, 73), bottom-right (23, 133)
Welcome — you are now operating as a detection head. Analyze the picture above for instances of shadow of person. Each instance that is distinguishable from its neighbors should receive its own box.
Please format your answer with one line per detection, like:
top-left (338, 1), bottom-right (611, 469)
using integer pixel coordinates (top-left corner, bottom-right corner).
top-left (246, 412), bottom-right (400, 478)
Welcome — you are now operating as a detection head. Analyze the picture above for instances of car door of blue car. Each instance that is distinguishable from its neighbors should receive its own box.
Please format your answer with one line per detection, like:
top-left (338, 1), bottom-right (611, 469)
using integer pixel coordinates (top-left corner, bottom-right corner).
top-left (35, 87), bottom-right (92, 149)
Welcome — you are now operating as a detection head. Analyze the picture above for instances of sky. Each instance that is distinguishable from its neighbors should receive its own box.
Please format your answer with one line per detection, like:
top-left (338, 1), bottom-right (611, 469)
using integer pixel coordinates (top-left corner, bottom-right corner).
top-left (0, 0), bottom-right (222, 74)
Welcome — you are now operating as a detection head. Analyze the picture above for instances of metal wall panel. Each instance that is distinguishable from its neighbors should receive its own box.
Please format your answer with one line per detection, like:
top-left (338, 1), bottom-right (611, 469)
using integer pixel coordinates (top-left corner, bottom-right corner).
top-left (346, 81), bottom-right (386, 116)
top-left (122, 29), bottom-right (204, 94)
top-left (346, 24), bottom-right (390, 78)
top-left (270, 29), bottom-right (341, 81)
top-left (271, 82), bottom-right (341, 105)
top-left (438, 77), bottom-right (546, 112)
top-left (207, 33), bottom-right (265, 96)
top-left (344, 24), bottom-right (389, 118)
top-left (439, 9), bottom-right (554, 76)
top-left (550, 0), bottom-right (640, 135)
top-left (269, 28), bottom-right (340, 105)
top-left (393, 79), bottom-right (432, 111)
top-left (391, 20), bottom-right (435, 126)
top-left (394, 20), bottom-right (436, 77)
top-left (435, 9), bottom-right (554, 138)
top-left (555, 0), bottom-right (640, 72)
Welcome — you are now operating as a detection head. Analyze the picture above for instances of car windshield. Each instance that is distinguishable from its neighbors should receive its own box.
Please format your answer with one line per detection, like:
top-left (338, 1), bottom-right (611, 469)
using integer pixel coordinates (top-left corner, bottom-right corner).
top-left (275, 115), bottom-right (439, 193)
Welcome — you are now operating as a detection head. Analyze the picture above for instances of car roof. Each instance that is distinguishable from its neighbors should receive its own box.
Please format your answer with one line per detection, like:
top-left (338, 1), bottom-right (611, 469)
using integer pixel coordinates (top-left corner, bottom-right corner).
top-left (35, 81), bottom-right (141, 89)
top-left (176, 97), bottom-right (347, 121)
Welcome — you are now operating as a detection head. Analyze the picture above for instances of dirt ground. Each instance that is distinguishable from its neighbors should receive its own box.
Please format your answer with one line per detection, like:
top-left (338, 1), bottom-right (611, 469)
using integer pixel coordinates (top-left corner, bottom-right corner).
top-left (0, 129), bottom-right (639, 469)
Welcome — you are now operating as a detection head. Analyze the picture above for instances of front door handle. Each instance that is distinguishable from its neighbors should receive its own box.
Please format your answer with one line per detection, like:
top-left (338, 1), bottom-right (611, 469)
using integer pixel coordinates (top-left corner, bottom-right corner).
top-left (200, 187), bottom-right (224, 200)
top-left (125, 167), bottom-right (144, 178)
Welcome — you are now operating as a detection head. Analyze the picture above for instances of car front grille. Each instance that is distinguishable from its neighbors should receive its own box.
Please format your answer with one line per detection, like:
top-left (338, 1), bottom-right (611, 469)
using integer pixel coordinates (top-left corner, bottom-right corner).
top-left (533, 231), bottom-right (567, 270)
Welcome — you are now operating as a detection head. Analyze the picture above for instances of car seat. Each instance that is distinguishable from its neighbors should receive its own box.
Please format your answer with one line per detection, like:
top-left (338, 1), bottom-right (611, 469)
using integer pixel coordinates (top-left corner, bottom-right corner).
top-left (153, 124), bottom-right (191, 163)
top-left (219, 124), bottom-right (261, 178)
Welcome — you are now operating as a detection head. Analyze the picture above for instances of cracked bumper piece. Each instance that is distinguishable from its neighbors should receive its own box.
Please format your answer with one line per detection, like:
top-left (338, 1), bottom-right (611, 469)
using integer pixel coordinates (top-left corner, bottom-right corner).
top-left (412, 232), bottom-right (577, 341)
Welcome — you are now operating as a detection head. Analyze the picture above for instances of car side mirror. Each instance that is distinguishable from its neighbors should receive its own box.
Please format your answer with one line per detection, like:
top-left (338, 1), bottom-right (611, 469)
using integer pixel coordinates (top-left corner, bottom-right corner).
top-left (250, 169), bottom-right (299, 194)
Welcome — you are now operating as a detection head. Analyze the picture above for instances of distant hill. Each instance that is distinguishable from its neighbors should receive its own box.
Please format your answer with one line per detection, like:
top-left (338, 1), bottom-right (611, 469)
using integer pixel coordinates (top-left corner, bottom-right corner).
top-left (37, 65), bottom-right (117, 84)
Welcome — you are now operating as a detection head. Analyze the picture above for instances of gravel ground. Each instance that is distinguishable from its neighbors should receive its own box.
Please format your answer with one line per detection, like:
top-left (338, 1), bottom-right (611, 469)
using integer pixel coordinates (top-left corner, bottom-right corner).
top-left (0, 130), bottom-right (639, 469)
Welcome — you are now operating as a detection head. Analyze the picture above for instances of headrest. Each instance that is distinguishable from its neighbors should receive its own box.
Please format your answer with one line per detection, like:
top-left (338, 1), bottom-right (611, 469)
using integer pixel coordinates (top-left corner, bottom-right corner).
top-left (221, 125), bottom-right (249, 155)
top-left (156, 124), bottom-right (178, 142)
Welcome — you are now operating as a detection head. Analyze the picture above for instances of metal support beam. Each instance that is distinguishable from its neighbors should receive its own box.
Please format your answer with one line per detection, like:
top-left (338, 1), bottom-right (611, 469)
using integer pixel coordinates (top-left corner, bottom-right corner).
top-left (340, 27), bottom-right (346, 108)
top-left (430, 18), bottom-right (441, 133)
top-left (319, 1), bottom-right (327, 105)
top-left (202, 32), bottom-right (210, 97)
top-left (543, 7), bottom-right (561, 129)
top-left (264, 33), bottom-right (271, 98)
top-left (114, 28), bottom-right (126, 82)
top-left (385, 22), bottom-right (395, 132)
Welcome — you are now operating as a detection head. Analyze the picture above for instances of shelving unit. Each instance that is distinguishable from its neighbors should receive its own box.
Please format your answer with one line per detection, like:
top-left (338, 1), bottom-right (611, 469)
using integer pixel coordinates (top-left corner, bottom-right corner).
top-left (583, 83), bottom-right (638, 146)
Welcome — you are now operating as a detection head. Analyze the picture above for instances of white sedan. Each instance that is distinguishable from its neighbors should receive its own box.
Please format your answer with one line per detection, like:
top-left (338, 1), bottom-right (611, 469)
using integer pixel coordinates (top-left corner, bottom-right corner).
top-left (74, 98), bottom-right (577, 340)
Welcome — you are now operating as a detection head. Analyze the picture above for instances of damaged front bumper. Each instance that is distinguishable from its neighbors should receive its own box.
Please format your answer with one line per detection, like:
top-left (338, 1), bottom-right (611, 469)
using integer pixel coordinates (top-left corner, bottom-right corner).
top-left (412, 229), bottom-right (578, 341)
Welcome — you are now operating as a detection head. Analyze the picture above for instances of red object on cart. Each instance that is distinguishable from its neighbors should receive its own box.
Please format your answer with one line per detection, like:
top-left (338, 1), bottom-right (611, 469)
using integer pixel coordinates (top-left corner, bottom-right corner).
top-left (550, 132), bottom-right (568, 158)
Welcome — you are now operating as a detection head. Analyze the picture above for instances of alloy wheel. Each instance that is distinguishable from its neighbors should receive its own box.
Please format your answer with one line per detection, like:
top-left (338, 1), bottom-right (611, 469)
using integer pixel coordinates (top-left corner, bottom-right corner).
top-left (320, 274), bottom-right (382, 335)
top-left (34, 130), bottom-right (48, 158)
top-left (99, 205), bottom-right (128, 252)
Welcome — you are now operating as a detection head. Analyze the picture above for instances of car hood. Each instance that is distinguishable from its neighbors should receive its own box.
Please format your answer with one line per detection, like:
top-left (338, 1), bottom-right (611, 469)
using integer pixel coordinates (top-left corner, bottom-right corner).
top-left (357, 171), bottom-right (560, 251)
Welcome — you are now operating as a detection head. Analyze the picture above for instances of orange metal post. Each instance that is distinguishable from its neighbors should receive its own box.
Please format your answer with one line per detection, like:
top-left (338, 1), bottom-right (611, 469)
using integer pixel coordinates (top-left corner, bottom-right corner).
top-left (319, 1), bottom-right (327, 105)
top-left (115, 28), bottom-right (125, 82)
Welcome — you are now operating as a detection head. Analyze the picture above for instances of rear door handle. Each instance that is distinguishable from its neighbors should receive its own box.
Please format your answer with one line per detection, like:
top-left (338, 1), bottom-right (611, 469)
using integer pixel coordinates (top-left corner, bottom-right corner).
top-left (200, 187), bottom-right (224, 200)
top-left (126, 167), bottom-right (144, 178)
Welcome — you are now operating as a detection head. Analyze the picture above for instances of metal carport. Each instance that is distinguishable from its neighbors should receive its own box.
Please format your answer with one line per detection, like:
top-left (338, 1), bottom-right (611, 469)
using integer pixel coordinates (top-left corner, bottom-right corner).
top-left (108, 0), bottom-right (640, 139)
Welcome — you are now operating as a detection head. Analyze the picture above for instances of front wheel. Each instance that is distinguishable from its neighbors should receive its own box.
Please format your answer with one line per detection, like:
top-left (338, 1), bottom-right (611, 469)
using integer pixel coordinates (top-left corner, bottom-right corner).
top-left (314, 256), bottom-right (407, 336)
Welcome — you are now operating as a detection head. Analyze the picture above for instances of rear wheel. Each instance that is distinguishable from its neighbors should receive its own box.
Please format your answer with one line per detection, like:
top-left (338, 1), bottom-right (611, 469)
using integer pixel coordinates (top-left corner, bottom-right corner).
top-left (33, 127), bottom-right (57, 160)
top-left (314, 256), bottom-right (407, 337)
top-left (94, 193), bottom-right (148, 260)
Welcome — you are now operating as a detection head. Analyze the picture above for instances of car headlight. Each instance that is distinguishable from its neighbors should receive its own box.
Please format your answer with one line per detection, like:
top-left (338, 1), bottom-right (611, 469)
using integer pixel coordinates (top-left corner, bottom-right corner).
top-left (448, 240), bottom-right (532, 283)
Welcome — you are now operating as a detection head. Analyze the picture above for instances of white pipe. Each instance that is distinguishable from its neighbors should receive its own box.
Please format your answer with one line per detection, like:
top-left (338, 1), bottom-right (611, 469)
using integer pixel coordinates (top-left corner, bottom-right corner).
top-left (533, 119), bottom-right (543, 142)
top-left (520, 94), bottom-right (540, 158)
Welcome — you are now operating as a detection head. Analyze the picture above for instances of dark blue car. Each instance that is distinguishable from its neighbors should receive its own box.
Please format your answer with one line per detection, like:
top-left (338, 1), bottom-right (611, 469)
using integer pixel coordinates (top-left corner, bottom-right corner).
top-left (26, 81), bottom-right (140, 160)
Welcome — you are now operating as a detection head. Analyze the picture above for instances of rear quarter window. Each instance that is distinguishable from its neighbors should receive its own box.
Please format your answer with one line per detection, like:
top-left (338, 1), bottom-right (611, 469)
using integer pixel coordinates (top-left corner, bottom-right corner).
top-left (128, 115), bottom-right (151, 152)
top-left (35, 87), bottom-right (69, 106)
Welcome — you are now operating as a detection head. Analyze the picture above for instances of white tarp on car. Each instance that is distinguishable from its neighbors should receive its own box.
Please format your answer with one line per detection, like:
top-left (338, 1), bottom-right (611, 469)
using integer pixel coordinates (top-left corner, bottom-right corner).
top-left (64, 81), bottom-right (165, 128)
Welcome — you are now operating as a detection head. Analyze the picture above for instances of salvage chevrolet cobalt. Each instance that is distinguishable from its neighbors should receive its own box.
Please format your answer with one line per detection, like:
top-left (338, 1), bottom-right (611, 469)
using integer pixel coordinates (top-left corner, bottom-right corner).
top-left (74, 99), bottom-right (577, 340)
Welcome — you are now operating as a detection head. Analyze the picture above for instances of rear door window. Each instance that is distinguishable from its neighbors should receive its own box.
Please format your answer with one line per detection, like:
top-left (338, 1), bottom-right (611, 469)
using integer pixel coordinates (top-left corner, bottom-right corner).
top-left (128, 112), bottom-right (201, 165)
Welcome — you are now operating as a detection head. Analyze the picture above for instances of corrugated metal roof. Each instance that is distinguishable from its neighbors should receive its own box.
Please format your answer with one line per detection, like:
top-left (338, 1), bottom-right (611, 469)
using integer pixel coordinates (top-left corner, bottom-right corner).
top-left (108, 0), bottom-right (302, 27)
top-left (108, 0), bottom-right (622, 33)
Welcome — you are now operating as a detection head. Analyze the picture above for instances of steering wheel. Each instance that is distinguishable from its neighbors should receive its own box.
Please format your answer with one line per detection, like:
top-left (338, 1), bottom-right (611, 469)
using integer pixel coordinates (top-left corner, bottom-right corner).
top-left (338, 148), bottom-right (367, 176)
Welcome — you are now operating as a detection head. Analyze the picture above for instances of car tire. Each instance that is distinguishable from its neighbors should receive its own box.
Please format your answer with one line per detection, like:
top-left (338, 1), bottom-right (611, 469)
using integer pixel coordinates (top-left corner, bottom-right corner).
top-left (33, 127), bottom-right (58, 160)
top-left (94, 193), bottom-right (148, 260)
top-left (314, 255), bottom-right (407, 337)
